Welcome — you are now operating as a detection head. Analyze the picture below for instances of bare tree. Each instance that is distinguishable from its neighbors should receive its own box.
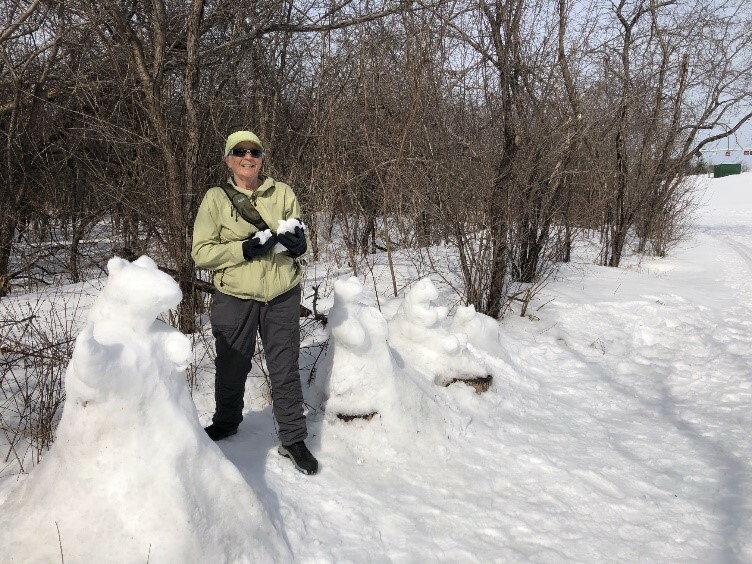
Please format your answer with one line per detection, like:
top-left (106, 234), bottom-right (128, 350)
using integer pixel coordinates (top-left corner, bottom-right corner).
top-left (583, 0), bottom-right (752, 265)
top-left (0, 1), bottom-right (67, 296)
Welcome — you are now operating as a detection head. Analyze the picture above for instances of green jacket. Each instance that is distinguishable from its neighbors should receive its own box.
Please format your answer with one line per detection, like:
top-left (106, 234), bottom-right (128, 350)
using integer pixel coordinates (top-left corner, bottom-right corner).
top-left (191, 176), bottom-right (303, 302)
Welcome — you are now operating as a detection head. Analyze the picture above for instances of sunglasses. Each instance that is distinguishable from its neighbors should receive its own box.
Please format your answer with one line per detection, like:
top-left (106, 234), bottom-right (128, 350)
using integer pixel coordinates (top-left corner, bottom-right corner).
top-left (230, 148), bottom-right (264, 158)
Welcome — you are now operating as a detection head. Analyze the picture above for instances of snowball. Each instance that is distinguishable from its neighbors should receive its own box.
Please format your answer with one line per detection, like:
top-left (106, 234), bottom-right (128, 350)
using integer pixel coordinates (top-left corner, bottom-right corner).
top-left (253, 228), bottom-right (274, 245)
top-left (277, 217), bottom-right (307, 234)
top-left (273, 218), bottom-right (307, 254)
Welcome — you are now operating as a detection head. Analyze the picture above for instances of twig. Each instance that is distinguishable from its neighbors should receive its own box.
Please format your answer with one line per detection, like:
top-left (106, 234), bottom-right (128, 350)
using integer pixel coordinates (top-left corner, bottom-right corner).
top-left (55, 521), bottom-right (64, 564)
top-left (536, 297), bottom-right (556, 311)
top-left (302, 285), bottom-right (328, 326)
top-left (0, 315), bottom-right (36, 327)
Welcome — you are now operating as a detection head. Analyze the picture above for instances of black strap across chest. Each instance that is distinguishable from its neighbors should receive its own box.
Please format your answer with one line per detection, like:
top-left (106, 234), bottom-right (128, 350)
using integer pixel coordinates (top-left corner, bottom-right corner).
top-left (219, 182), bottom-right (270, 232)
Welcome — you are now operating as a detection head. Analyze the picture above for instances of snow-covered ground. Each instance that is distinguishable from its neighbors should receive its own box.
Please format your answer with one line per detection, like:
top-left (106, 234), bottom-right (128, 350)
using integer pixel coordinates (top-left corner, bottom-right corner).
top-left (1, 172), bottom-right (751, 562)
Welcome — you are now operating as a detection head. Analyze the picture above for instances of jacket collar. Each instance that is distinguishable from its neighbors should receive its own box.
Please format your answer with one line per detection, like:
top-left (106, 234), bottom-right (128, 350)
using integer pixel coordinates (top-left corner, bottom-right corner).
top-left (228, 175), bottom-right (274, 195)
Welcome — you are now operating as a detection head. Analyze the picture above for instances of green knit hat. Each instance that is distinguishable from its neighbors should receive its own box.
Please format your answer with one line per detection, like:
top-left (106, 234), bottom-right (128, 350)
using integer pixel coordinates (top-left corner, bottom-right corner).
top-left (224, 131), bottom-right (264, 156)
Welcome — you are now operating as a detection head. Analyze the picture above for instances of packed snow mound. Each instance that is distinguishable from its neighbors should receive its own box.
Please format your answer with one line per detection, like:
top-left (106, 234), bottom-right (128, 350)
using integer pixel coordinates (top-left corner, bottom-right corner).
top-left (449, 304), bottom-right (517, 362)
top-left (0, 255), bottom-right (287, 563)
top-left (389, 278), bottom-right (487, 385)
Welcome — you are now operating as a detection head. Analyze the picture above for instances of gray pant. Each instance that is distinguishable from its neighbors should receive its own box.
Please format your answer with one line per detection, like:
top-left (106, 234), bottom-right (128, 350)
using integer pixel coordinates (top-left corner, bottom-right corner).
top-left (210, 285), bottom-right (307, 446)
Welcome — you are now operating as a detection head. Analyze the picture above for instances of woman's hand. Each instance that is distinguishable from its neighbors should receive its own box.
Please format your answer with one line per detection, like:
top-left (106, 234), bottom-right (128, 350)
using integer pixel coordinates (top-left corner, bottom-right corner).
top-left (242, 231), bottom-right (277, 259)
top-left (276, 225), bottom-right (307, 257)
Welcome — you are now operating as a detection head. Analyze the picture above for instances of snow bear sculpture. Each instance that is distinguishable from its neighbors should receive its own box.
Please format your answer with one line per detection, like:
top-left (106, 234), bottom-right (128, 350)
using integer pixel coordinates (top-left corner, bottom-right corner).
top-left (389, 278), bottom-right (489, 388)
top-left (318, 276), bottom-right (399, 420)
top-left (0, 255), bottom-right (287, 563)
top-left (310, 277), bottom-right (471, 442)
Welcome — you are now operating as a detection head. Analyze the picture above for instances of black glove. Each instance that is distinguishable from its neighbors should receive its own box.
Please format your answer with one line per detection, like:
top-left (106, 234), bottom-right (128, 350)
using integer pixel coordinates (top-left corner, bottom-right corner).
top-left (276, 225), bottom-right (307, 257)
top-left (242, 232), bottom-right (277, 260)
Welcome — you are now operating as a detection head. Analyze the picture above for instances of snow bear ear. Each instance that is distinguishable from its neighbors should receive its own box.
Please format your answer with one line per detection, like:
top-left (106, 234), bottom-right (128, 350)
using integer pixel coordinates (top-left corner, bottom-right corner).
top-left (133, 255), bottom-right (157, 270)
top-left (107, 256), bottom-right (128, 275)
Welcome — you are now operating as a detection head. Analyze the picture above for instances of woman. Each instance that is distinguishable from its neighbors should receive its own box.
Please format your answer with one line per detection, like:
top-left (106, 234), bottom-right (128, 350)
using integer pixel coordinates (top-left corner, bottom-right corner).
top-left (191, 130), bottom-right (317, 475)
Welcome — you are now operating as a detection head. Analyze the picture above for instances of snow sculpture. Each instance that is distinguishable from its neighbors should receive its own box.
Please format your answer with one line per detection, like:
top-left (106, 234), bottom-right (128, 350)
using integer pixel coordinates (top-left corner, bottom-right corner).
top-left (315, 276), bottom-right (399, 420)
top-left (310, 276), bottom-right (469, 440)
top-left (0, 256), bottom-right (287, 563)
top-left (449, 304), bottom-right (506, 356)
top-left (389, 278), bottom-right (489, 389)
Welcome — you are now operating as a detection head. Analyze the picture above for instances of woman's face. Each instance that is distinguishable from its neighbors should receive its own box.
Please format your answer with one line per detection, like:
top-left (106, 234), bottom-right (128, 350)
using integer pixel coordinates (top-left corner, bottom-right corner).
top-left (225, 141), bottom-right (263, 188)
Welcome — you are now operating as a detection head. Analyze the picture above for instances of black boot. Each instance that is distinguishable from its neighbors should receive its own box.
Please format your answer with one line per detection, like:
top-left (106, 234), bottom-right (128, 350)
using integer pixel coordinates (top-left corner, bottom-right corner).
top-left (204, 423), bottom-right (238, 441)
top-left (278, 441), bottom-right (318, 475)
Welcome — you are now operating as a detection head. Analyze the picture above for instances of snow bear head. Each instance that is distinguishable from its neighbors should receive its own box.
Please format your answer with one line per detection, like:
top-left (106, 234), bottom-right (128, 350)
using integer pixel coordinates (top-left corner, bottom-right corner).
top-left (89, 255), bottom-right (182, 333)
